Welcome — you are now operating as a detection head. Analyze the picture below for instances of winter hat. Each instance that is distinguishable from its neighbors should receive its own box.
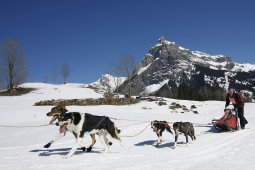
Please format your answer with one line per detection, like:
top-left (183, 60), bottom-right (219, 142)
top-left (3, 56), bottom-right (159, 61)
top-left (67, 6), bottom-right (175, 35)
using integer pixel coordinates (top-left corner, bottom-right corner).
top-left (228, 88), bottom-right (234, 94)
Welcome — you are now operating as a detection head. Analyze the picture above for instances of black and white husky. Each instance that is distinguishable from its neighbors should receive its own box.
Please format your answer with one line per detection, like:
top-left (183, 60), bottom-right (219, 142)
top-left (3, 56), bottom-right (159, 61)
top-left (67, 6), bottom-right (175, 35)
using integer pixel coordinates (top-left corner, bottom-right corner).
top-left (57, 112), bottom-right (121, 158)
top-left (44, 104), bottom-right (99, 152)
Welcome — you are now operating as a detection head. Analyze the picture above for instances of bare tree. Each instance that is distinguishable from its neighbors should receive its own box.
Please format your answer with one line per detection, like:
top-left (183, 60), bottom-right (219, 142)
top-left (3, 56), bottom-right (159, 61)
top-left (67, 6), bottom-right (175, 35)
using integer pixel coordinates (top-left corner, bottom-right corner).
top-left (109, 55), bottom-right (136, 96)
top-left (0, 39), bottom-right (28, 91)
top-left (60, 63), bottom-right (70, 84)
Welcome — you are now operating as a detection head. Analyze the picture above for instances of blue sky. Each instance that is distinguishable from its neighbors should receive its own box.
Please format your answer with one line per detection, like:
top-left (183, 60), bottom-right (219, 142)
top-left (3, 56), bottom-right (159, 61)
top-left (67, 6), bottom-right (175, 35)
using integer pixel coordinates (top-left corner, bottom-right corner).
top-left (0, 0), bottom-right (254, 83)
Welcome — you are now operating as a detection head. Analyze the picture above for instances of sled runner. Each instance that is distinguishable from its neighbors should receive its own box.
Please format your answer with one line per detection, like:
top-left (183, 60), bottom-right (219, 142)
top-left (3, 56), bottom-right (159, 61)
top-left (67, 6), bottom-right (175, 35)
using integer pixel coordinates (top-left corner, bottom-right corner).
top-left (212, 109), bottom-right (239, 131)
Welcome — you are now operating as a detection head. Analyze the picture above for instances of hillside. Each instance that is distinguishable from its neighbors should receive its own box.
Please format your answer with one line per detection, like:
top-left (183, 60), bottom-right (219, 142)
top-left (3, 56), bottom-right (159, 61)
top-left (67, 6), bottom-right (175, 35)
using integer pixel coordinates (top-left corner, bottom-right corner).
top-left (0, 83), bottom-right (254, 170)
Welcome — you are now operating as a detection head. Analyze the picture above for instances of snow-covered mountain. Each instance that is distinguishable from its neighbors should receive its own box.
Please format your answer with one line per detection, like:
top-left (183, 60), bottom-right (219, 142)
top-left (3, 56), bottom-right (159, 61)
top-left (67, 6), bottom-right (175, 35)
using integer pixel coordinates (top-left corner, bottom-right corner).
top-left (90, 74), bottom-right (126, 93)
top-left (118, 37), bottom-right (255, 100)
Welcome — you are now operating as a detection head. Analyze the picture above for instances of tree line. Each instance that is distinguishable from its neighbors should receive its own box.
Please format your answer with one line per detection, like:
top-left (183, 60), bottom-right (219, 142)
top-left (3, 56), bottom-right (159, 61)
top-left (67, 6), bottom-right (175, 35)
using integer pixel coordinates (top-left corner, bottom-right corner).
top-left (172, 84), bottom-right (225, 101)
top-left (0, 39), bottom-right (71, 91)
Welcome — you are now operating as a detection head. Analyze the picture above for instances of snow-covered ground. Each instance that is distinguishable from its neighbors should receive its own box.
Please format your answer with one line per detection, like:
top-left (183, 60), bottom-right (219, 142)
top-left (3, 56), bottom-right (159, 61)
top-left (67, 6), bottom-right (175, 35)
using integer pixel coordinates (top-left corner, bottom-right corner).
top-left (0, 83), bottom-right (254, 170)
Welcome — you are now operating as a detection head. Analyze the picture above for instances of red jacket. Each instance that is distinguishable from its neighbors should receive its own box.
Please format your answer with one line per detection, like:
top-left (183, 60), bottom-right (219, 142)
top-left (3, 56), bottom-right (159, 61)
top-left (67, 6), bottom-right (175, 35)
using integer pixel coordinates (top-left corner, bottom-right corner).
top-left (225, 92), bottom-right (243, 109)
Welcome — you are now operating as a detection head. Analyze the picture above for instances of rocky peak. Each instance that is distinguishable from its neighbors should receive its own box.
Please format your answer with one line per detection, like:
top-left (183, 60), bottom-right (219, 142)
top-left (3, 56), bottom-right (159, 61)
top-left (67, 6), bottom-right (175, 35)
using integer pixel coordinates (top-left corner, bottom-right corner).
top-left (215, 56), bottom-right (233, 63)
top-left (147, 37), bottom-right (189, 66)
top-left (117, 37), bottom-right (255, 100)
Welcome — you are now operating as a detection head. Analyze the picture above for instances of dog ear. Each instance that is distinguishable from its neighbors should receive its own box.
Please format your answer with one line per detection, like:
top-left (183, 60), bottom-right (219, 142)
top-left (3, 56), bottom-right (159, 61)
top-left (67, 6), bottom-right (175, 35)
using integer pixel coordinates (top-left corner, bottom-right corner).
top-left (58, 101), bottom-right (66, 107)
top-left (173, 122), bottom-right (177, 127)
top-left (61, 108), bottom-right (68, 113)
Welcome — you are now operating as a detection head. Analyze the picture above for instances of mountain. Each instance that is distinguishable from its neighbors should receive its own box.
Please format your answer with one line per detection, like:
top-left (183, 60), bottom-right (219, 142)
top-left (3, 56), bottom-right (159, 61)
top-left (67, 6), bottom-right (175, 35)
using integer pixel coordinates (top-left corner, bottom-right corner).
top-left (117, 37), bottom-right (255, 100)
top-left (90, 74), bottom-right (126, 93)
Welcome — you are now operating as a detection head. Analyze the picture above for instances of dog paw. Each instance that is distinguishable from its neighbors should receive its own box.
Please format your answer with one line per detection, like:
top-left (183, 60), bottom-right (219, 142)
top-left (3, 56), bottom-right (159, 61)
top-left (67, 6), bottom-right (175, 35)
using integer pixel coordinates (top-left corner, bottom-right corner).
top-left (80, 147), bottom-right (86, 151)
top-left (103, 150), bottom-right (109, 153)
top-left (86, 146), bottom-right (92, 152)
top-left (103, 147), bottom-right (109, 153)
top-left (62, 155), bottom-right (69, 159)
top-left (44, 143), bottom-right (51, 148)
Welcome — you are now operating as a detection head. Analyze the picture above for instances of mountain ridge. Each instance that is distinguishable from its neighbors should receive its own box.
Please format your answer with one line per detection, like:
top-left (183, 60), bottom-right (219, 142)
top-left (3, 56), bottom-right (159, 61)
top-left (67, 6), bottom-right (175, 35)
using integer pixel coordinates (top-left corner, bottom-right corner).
top-left (117, 37), bottom-right (255, 100)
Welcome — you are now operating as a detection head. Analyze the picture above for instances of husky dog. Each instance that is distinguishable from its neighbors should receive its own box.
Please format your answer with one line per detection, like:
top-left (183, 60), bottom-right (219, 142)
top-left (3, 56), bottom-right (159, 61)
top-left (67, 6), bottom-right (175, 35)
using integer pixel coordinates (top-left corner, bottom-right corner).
top-left (44, 104), bottom-right (113, 152)
top-left (151, 120), bottom-right (173, 147)
top-left (172, 122), bottom-right (196, 148)
top-left (57, 112), bottom-right (121, 158)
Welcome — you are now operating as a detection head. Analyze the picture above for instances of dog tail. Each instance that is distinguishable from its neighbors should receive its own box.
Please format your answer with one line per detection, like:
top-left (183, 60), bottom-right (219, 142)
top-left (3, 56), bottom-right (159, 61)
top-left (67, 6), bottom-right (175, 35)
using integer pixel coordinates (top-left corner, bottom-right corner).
top-left (167, 125), bottom-right (174, 134)
top-left (190, 123), bottom-right (196, 139)
top-left (114, 127), bottom-right (121, 140)
top-left (106, 118), bottom-right (121, 141)
top-left (116, 127), bottom-right (121, 134)
top-left (109, 126), bottom-right (121, 141)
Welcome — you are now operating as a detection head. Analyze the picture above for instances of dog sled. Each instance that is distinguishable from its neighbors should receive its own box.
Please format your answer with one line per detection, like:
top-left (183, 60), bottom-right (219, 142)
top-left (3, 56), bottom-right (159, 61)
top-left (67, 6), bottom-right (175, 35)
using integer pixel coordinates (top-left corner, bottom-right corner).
top-left (212, 109), bottom-right (239, 131)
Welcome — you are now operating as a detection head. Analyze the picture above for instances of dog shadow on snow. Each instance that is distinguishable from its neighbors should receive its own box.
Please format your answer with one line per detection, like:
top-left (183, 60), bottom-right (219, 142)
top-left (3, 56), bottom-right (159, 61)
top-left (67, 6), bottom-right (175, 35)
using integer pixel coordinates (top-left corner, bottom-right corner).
top-left (134, 140), bottom-right (185, 148)
top-left (30, 148), bottom-right (100, 157)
